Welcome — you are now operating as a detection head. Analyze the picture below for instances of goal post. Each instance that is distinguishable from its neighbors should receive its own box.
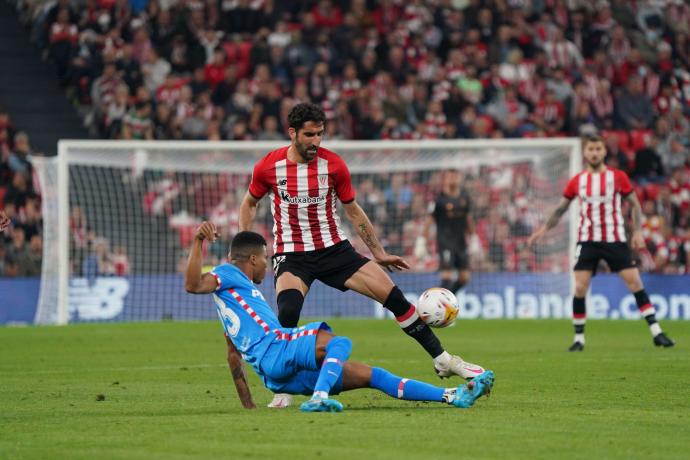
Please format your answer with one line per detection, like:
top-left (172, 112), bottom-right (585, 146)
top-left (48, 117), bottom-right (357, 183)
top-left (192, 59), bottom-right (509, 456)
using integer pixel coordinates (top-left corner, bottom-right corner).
top-left (33, 138), bottom-right (581, 325)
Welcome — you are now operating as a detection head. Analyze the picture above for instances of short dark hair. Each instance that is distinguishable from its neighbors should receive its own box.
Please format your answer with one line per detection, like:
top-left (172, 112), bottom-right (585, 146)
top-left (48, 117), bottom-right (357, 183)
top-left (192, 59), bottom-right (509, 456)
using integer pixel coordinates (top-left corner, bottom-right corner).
top-left (287, 103), bottom-right (326, 131)
top-left (581, 133), bottom-right (603, 146)
top-left (230, 231), bottom-right (267, 260)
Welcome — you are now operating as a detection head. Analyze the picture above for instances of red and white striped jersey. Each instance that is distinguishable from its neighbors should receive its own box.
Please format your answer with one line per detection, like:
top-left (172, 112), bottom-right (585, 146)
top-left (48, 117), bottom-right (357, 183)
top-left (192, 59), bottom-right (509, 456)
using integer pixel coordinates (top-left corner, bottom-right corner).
top-left (248, 146), bottom-right (355, 254)
top-left (563, 167), bottom-right (633, 242)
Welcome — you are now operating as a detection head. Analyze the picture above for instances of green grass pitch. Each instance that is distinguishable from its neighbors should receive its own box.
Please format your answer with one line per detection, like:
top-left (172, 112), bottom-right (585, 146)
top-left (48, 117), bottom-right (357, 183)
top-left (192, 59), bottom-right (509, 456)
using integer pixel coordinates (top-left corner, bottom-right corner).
top-left (1, 319), bottom-right (689, 460)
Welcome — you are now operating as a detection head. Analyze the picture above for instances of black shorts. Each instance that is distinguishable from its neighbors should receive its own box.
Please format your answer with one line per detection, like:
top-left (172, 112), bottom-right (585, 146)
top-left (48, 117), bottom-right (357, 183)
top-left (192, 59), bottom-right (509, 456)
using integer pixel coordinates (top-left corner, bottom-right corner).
top-left (438, 245), bottom-right (469, 271)
top-left (573, 242), bottom-right (636, 274)
top-left (272, 240), bottom-right (370, 292)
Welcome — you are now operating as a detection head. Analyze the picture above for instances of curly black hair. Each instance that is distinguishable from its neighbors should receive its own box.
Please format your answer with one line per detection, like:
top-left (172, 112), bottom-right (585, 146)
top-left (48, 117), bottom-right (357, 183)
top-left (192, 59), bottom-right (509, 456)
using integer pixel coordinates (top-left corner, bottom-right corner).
top-left (230, 231), bottom-right (267, 260)
top-left (287, 102), bottom-right (326, 131)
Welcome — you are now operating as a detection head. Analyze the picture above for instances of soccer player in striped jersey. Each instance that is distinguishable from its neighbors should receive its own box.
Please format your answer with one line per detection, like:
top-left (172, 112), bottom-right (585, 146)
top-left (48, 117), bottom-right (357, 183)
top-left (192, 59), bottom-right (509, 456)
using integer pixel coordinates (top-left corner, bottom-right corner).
top-left (185, 223), bottom-right (494, 412)
top-left (528, 134), bottom-right (674, 351)
top-left (240, 103), bottom-right (486, 408)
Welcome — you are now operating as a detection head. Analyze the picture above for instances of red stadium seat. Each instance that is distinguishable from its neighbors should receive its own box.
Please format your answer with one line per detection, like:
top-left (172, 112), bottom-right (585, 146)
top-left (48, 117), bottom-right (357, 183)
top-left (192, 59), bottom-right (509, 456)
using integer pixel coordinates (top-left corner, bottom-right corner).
top-left (630, 129), bottom-right (653, 151)
top-left (602, 130), bottom-right (632, 156)
top-left (645, 183), bottom-right (660, 201)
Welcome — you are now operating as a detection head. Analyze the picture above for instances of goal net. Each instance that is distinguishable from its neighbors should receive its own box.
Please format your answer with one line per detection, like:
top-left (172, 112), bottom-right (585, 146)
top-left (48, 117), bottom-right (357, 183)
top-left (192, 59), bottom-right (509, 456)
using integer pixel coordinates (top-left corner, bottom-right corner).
top-left (33, 139), bottom-right (580, 324)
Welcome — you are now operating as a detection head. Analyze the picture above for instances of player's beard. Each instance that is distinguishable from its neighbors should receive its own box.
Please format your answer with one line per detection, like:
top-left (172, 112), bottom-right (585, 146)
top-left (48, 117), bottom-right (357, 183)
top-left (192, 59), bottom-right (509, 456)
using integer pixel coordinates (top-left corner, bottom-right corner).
top-left (296, 141), bottom-right (318, 162)
top-left (586, 157), bottom-right (604, 169)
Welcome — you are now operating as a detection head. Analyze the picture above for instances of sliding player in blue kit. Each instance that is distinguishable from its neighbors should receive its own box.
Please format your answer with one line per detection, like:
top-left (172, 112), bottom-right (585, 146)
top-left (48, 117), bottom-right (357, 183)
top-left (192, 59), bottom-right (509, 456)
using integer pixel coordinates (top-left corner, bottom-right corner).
top-left (185, 221), bottom-right (494, 412)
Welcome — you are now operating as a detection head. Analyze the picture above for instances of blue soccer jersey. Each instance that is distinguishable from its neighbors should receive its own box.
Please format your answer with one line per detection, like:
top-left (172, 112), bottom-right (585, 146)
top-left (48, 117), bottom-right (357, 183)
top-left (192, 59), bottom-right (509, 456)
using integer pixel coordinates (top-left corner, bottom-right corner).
top-left (209, 263), bottom-right (281, 366)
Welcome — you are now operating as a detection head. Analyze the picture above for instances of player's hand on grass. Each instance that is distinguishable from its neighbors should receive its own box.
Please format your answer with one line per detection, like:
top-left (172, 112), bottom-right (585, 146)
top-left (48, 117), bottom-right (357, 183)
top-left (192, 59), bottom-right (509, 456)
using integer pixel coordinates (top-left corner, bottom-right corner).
top-left (376, 253), bottom-right (411, 272)
top-left (195, 221), bottom-right (220, 242)
top-left (630, 231), bottom-right (645, 251)
top-left (235, 383), bottom-right (257, 409)
top-left (0, 210), bottom-right (10, 232)
top-left (527, 226), bottom-right (546, 247)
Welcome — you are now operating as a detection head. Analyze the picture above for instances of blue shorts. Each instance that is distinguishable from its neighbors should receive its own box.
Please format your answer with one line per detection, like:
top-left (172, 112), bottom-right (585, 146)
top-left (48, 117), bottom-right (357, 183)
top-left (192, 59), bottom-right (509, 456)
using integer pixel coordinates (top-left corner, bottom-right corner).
top-left (256, 321), bottom-right (344, 396)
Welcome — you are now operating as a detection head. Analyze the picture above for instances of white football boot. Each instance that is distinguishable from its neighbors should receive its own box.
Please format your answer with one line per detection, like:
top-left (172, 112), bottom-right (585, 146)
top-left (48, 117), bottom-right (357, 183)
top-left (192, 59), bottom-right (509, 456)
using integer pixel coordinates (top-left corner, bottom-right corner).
top-left (434, 355), bottom-right (485, 380)
top-left (267, 393), bottom-right (293, 408)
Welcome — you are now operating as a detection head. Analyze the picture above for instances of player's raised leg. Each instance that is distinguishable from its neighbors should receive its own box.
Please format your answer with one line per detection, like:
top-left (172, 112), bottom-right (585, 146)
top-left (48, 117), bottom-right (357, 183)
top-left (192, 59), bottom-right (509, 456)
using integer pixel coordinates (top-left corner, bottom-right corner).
top-left (618, 268), bottom-right (674, 347)
top-left (344, 261), bottom-right (485, 380)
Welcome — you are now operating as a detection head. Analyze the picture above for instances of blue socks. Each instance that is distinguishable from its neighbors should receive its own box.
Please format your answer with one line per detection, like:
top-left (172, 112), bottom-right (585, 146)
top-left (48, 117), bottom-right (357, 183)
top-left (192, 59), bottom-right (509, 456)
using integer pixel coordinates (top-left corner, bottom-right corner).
top-left (370, 367), bottom-right (446, 402)
top-left (313, 336), bottom-right (352, 398)
top-left (311, 338), bottom-right (453, 404)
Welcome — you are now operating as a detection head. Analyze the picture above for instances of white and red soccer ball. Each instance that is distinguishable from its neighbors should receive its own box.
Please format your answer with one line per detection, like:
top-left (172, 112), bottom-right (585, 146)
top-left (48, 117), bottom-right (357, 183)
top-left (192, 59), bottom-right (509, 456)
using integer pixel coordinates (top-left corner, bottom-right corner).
top-left (416, 287), bottom-right (459, 328)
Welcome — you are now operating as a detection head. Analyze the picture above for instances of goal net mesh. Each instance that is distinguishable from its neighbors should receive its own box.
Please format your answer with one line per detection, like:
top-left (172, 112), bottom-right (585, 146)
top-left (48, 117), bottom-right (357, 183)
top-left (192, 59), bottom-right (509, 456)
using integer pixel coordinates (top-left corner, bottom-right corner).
top-left (34, 140), bottom-right (578, 323)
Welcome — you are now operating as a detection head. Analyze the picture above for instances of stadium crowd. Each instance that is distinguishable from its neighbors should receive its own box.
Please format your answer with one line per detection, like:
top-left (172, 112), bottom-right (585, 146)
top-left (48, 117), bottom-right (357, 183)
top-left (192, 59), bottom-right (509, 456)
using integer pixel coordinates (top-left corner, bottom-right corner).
top-left (2, 0), bottom-right (690, 276)
top-left (0, 108), bottom-right (43, 276)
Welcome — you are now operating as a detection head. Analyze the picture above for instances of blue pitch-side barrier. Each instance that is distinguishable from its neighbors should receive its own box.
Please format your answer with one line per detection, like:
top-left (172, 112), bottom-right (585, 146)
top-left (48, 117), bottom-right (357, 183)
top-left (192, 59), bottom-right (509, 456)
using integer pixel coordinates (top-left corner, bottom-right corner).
top-left (1, 273), bottom-right (689, 324)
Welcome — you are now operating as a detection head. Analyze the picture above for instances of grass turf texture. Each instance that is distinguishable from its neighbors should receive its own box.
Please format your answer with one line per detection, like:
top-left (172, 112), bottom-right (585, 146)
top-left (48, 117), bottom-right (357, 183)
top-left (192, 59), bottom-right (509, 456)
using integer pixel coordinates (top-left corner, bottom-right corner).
top-left (1, 319), bottom-right (688, 460)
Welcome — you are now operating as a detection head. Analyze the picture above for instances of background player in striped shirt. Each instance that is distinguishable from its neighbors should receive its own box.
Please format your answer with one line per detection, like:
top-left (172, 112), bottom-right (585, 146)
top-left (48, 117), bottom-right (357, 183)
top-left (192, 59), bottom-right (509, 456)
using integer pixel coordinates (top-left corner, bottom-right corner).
top-left (528, 134), bottom-right (674, 351)
top-left (184, 223), bottom-right (494, 412)
top-left (240, 103), bottom-right (485, 407)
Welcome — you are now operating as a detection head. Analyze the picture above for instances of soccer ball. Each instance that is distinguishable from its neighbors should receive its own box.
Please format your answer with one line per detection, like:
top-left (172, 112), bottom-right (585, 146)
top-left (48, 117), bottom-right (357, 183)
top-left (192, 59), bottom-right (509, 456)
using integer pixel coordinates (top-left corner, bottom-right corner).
top-left (417, 287), bottom-right (459, 328)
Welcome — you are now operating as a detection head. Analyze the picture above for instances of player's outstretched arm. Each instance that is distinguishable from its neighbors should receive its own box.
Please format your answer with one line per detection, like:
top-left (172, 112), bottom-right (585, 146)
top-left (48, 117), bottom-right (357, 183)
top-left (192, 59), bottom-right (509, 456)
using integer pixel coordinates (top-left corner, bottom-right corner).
top-left (184, 221), bottom-right (221, 294)
top-left (225, 336), bottom-right (257, 409)
top-left (342, 200), bottom-right (410, 271)
top-left (625, 193), bottom-right (645, 250)
top-left (238, 192), bottom-right (260, 232)
top-left (528, 197), bottom-right (572, 247)
top-left (0, 210), bottom-right (10, 232)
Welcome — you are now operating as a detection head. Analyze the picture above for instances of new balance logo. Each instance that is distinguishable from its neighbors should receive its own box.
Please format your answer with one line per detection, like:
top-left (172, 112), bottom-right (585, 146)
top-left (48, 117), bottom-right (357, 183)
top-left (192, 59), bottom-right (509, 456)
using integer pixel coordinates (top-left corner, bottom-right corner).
top-left (278, 179), bottom-right (288, 186)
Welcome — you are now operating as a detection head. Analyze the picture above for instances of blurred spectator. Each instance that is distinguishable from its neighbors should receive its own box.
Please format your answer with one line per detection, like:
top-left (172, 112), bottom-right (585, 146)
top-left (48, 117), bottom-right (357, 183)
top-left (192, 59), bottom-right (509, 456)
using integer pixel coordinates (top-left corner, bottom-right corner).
top-left (141, 48), bottom-right (171, 94)
top-left (543, 28), bottom-right (583, 70)
top-left (90, 62), bottom-right (123, 127)
top-left (181, 106), bottom-right (210, 140)
top-left (104, 84), bottom-right (130, 138)
top-left (122, 101), bottom-right (154, 140)
top-left (603, 132), bottom-right (630, 172)
top-left (48, 8), bottom-right (78, 84)
top-left (616, 76), bottom-right (654, 130)
top-left (658, 134), bottom-right (690, 174)
top-left (17, 234), bottom-right (42, 276)
top-left (633, 135), bottom-right (665, 183)
top-left (81, 237), bottom-right (114, 279)
top-left (546, 67), bottom-right (574, 104)
top-left (8, 132), bottom-right (33, 174)
top-left (256, 115), bottom-right (285, 140)
top-left (111, 245), bottom-right (130, 276)
top-left (3, 172), bottom-right (36, 211)
top-left (6, 226), bottom-right (26, 263)
top-left (487, 87), bottom-right (528, 132)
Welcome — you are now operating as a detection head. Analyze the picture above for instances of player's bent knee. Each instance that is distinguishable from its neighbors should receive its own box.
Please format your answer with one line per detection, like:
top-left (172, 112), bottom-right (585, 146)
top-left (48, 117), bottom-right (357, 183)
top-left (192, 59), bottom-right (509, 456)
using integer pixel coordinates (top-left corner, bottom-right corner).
top-left (326, 336), bottom-right (353, 360)
top-left (277, 289), bottom-right (305, 328)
